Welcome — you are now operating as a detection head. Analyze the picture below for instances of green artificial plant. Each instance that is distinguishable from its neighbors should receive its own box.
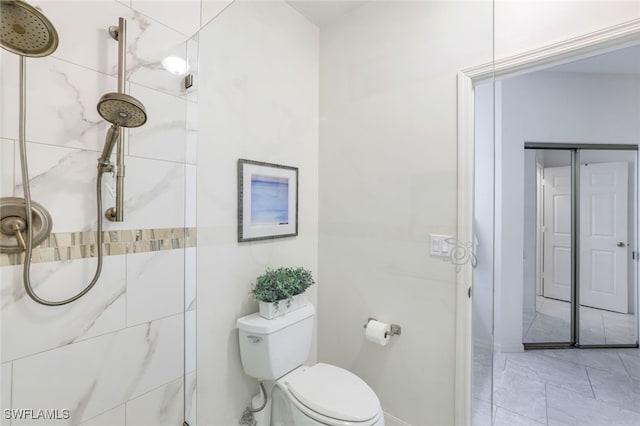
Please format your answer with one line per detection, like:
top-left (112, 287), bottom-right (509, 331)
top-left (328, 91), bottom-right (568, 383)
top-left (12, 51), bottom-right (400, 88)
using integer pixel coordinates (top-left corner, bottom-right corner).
top-left (250, 267), bottom-right (315, 310)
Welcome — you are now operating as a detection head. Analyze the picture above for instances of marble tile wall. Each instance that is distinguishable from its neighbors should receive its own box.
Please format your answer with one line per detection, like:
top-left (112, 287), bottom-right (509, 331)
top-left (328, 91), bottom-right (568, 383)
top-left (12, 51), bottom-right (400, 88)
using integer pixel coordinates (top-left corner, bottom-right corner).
top-left (0, 1), bottom-right (226, 424)
top-left (11, 314), bottom-right (184, 425)
top-left (196, 2), bottom-right (319, 424)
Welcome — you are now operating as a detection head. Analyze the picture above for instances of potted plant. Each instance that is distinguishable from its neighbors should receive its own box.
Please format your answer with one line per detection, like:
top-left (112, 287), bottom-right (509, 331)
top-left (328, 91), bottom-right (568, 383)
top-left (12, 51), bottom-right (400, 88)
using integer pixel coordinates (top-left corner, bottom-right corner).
top-left (250, 267), bottom-right (315, 319)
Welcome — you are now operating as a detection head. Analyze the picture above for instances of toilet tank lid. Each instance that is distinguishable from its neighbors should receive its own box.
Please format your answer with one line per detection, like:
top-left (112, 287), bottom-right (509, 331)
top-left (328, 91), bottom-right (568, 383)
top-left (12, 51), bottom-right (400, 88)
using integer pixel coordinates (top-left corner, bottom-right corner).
top-left (236, 303), bottom-right (315, 334)
top-left (287, 363), bottom-right (381, 422)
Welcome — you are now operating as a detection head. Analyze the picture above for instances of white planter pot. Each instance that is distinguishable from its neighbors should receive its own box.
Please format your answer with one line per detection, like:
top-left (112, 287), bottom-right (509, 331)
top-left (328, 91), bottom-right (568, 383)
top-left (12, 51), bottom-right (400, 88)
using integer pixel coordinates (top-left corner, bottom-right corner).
top-left (259, 293), bottom-right (308, 319)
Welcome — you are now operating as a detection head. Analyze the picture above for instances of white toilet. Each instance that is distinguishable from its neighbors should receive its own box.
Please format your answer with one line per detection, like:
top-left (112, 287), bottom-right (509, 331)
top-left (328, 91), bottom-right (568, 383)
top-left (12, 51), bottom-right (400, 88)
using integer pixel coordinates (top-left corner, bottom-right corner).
top-left (237, 304), bottom-right (385, 426)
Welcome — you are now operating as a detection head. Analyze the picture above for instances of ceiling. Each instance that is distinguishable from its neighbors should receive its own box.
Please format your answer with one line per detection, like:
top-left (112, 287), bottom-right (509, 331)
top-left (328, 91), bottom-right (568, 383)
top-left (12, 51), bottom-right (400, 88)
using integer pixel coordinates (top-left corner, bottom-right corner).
top-left (548, 44), bottom-right (640, 74)
top-left (286, 1), bottom-right (368, 28)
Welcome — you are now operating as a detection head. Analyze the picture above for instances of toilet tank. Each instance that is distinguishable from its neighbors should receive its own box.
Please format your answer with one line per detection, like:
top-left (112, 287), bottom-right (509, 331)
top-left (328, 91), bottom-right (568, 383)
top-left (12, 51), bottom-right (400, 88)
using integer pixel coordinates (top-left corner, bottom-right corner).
top-left (237, 304), bottom-right (314, 381)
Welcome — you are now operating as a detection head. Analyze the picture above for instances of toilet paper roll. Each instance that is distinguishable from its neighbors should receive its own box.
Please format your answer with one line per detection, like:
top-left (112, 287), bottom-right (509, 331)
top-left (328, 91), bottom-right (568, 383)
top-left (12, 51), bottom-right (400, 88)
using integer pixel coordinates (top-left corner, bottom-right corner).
top-left (365, 320), bottom-right (390, 346)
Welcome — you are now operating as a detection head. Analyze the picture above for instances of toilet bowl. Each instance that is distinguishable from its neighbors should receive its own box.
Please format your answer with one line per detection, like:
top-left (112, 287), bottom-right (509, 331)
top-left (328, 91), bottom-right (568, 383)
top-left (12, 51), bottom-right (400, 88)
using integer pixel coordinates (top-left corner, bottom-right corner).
top-left (272, 364), bottom-right (384, 426)
top-left (237, 304), bottom-right (385, 426)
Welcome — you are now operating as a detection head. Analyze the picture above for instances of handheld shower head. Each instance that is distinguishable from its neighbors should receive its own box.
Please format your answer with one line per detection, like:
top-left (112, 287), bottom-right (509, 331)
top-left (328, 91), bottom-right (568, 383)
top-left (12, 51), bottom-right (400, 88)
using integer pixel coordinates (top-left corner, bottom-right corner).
top-left (1, 0), bottom-right (59, 57)
top-left (96, 93), bottom-right (147, 167)
top-left (97, 92), bottom-right (147, 128)
top-left (97, 125), bottom-right (119, 167)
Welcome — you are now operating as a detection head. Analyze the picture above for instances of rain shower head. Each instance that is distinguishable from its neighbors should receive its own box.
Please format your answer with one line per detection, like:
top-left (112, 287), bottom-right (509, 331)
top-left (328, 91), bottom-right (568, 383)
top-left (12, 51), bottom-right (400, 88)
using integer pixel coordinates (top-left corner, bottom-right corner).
top-left (97, 92), bottom-right (147, 128)
top-left (0, 0), bottom-right (59, 57)
top-left (96, 93), bottom-right (147, 166)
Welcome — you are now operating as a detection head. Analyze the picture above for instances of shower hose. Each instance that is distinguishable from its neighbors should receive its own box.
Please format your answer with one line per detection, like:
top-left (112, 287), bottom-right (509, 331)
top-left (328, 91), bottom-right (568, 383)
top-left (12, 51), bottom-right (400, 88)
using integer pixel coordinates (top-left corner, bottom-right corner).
top-left (19, 56), bottom-right (105, 306)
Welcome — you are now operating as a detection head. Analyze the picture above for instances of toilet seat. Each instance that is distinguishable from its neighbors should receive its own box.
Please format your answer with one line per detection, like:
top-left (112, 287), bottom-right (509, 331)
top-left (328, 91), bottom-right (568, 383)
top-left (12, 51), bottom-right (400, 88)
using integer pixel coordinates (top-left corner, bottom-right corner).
top-left (279, 363), bottom-right (383, 426)
top-left (288, 393), bottom-right (383, 426)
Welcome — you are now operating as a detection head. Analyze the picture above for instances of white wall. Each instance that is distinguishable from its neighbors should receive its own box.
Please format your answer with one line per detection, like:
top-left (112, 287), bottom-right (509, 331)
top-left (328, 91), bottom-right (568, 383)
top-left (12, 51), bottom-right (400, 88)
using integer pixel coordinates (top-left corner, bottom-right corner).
top-left (318, 2), bottom-right (493, 424)
top-left (495, 1), bottom-right (640, 60)
top-left (496, 71), bottom-right (640, 350)
top-left (195, 1), bottom-right (319, 425)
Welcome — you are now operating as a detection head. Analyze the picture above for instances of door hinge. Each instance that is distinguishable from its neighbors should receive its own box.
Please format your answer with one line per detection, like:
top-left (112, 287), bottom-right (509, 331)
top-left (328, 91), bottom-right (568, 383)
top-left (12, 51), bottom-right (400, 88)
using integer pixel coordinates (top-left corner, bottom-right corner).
top-left (468, 286), bottom-right (472, 298)
top-left (184, 73), bottom-right (194, 90)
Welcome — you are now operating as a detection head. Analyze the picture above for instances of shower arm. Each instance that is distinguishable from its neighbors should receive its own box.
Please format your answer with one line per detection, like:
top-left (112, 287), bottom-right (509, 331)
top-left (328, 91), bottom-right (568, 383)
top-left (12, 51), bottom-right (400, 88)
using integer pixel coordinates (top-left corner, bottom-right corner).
top-left (105, 17), bottom-right (127, 222)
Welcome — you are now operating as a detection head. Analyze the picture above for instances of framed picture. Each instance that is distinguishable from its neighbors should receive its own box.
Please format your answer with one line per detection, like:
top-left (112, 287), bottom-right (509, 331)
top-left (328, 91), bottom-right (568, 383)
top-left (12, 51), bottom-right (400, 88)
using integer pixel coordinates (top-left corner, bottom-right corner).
top-left (237, 159), bottom-right (298, 242)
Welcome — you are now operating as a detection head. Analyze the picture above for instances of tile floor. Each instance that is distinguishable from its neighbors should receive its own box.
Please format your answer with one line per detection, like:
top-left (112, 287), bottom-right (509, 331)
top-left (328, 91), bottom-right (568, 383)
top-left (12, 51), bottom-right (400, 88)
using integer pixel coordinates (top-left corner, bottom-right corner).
top-left (473, 347), bottom-right (640, 425)
top-left (473, 296), bottom-right (639, 425)
top-left (523, 296), bottom-right (636, 345)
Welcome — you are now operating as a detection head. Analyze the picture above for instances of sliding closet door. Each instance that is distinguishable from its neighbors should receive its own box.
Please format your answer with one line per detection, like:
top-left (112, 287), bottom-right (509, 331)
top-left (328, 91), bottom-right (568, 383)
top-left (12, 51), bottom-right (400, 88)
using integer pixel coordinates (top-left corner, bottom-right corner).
top-left (523, 149), bottom-right (573, 345)
top-left (522, 145), bottom-right (638, 349)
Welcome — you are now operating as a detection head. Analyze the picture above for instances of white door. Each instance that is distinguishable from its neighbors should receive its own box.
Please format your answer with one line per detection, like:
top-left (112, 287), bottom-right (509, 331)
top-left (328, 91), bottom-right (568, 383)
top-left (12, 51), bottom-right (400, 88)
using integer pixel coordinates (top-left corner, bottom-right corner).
top-left (543, 166), bottom-right (572, 301)
top-left (580, 162), bottom-right (628, 313)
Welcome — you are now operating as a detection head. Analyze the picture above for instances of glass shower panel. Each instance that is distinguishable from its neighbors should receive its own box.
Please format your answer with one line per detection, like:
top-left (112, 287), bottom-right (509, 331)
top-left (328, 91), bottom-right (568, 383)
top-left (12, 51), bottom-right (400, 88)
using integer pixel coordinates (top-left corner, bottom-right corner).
top-left (184, 31), bottom-right (199, 426)
top-left (578, 149), bottom-right (638, 346)
top-left (523, 149), bottom-right (573, 345)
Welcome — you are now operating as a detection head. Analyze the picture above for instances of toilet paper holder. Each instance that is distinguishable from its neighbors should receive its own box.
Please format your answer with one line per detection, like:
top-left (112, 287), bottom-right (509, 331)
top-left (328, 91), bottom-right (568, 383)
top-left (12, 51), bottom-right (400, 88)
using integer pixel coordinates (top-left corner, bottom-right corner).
top-left (363, 318), bottom-right (402, 337)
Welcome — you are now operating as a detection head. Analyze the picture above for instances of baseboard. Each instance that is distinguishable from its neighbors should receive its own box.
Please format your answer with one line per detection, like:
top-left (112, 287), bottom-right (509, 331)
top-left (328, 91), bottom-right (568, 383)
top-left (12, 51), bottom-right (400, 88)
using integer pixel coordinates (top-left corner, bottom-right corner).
top-left (473, 337), bottom-right (493, 351)
top-left (474, 337), bottom-right (524, 353)
top-left (384, 412), bottom-right (412, 426)
top-left (493, 342), bottom-right (524, 353)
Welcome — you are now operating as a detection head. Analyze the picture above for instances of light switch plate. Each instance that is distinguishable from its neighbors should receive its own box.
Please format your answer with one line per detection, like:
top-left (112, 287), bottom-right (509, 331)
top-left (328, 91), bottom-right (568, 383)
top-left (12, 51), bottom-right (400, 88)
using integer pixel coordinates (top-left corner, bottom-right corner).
top-left (430, 234), bottom-right (453, 257)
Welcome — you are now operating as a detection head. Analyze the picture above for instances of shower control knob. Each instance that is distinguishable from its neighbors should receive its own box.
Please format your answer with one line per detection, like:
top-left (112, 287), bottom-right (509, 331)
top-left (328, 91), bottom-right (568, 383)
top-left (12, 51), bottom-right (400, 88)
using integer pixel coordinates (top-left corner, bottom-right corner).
top-left (11, 221), bottom-right (27, 250)
top-left (0, 217), bottom-right (27, 250)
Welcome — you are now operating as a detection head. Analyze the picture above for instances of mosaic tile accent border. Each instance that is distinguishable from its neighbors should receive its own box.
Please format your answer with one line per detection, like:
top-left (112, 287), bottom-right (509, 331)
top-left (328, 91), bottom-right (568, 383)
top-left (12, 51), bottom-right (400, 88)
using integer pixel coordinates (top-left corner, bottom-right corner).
top-left (0, 227), bottom-right (196, 266)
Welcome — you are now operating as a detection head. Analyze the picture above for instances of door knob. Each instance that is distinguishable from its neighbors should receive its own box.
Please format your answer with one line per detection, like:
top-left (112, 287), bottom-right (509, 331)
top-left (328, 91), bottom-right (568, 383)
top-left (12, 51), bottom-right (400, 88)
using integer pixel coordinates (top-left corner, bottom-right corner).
top-left (617, 242), bottom-right (626, 248)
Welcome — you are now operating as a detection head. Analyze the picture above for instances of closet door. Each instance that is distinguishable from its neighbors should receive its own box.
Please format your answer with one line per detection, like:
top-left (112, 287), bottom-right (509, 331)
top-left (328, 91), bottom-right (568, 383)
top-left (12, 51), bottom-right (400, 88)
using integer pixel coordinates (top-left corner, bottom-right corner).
top-left (523, 149), bottom-right (573, 346)
top-left (580, 161), bottom-right (628, 314)
top-left (543, 166), bottom-right (572, 302)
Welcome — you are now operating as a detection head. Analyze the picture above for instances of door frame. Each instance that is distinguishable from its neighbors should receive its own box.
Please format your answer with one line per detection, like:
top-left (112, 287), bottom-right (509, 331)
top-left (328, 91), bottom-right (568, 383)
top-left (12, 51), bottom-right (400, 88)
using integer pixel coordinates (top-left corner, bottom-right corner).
top-left (537, 162), bottom-right (544, 297)
top-left (454, 18), bottom-right (640, 426)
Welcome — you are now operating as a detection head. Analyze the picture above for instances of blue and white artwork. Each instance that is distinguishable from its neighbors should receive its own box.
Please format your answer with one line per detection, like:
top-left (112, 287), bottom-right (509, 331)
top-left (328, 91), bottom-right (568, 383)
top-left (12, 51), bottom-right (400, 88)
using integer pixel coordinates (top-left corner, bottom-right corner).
top-left (238, 159), bottom-right (298, 242)
top-left (251, 175), bottom-right (289, 224)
